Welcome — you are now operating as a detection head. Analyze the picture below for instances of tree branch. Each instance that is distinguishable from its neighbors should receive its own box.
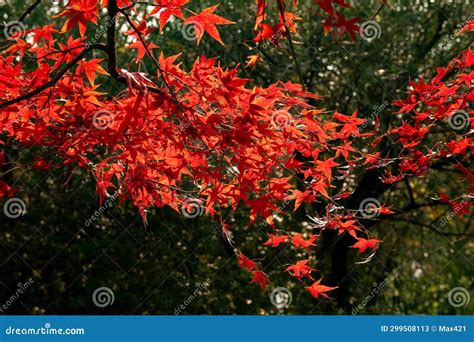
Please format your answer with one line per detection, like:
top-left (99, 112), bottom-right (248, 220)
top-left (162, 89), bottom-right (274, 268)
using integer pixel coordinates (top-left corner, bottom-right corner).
top-left (0, 0), bottom-right (42, 30)
top-left (118, 7), bottom-right (180, 102)
top-left (18, 0), bottom-right (42, 22)
top-left (0, 44), bottom-right (102, 109)
top-left (368, 0), bottom-right (387, 21)
top-left (106, 0), bottom-right (119, 79)
top-left (386, 216), bottom-right (473, 238)
top-left (404, 178), bottom-right (415, 205)
top-left (276, 0), bottom-right (306, 88)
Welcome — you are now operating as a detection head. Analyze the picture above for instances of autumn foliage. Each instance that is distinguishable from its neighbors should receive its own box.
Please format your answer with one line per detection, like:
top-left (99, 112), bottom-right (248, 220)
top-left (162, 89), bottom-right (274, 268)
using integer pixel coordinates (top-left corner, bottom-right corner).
top-left (0, 0), bottom-right (472, 301)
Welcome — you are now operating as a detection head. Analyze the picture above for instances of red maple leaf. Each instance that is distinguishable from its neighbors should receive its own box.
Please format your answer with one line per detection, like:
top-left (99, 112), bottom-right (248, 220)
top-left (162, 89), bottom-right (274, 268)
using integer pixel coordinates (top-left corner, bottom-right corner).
top-left (291, 234), bottom-right (318, 249)
top-left (76, 58), bottom-right (109, 85)
top-left (126, 41), bottom-right (159, 62)
top-left (351, 238), bottom-right (381, 253)
top-left (290, 189), bottom-right (316, 211)
top-left (250, 270), bottom-right (269, 289)
top-left (263, 234), bottom-right (288, 247)
top-left (329, 219), bottom-right (361, 238)
top-left (150, 0), bottom-right (190, 31)
top-left (305, 278), bottom-right (338, 299)
top-left (237, 253), bottom-right (256, 270)
top-left (55, 0), bottom-right (98, 36)
top-left (183, 5), bottom-right (235, 45)
top-left (286, 259), bottom-right (315, 280)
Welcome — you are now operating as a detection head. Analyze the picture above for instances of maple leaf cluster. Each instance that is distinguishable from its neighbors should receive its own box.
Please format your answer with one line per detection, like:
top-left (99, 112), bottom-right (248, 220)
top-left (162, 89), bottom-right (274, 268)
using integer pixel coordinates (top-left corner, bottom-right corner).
top-left (247, 0), bottom-right (360, 69)
top-left (386, 43), bottom-right (473, 212)
top-left (253, 0), bottom-right (359, 45)
top-left (0, 0), bottom-right (472, 302)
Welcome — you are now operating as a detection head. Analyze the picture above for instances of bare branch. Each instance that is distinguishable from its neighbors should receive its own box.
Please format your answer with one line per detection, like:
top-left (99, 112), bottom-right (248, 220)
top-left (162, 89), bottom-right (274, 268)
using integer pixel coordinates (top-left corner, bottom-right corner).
top-left (106, 0), bottom-right (119, 79)
top-left (369, 0), bottom-right (387, 21)
top-left (0, 0), bottom-right (42, 30)
top-left (276, 0), bottom-right (306, 88)
top-left (18, 0), bottom-right (42, 22)
top-left (386, 216), bottom-right (473, 238)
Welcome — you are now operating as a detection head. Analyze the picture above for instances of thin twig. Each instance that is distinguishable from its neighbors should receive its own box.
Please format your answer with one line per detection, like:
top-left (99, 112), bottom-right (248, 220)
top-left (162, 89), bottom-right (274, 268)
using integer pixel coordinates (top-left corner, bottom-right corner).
top-left (276, 0), bottom-right (306, 88)
top-left (369, 0), bottom-right (387, 21)
top-left (18, 0), bottom-right (42, 22)
top-left (0, 0), bottom-right (42, 30)
top-left (118, 7), bottom-right (180, 104)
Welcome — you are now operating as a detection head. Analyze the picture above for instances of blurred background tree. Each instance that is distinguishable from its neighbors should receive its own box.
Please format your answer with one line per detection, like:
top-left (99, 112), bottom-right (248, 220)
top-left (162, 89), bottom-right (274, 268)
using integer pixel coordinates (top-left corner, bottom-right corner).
top-left (0, 0), bottom-right (472, 314)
